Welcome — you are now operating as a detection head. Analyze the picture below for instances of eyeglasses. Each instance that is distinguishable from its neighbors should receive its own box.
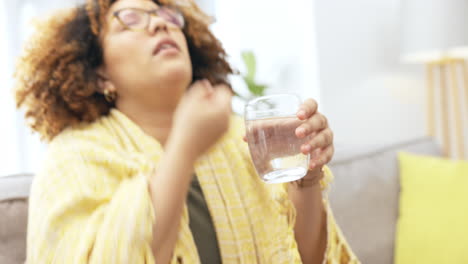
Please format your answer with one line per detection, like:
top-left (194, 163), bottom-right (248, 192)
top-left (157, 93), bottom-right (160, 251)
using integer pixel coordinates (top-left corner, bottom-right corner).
top-left (113, 7), bottom-right (185, 31)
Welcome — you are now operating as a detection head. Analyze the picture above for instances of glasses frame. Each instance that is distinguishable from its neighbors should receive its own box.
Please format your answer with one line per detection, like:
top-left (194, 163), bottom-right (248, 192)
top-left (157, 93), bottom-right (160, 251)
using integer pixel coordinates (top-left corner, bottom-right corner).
top-left (112, 6), bottom-right (185, 32)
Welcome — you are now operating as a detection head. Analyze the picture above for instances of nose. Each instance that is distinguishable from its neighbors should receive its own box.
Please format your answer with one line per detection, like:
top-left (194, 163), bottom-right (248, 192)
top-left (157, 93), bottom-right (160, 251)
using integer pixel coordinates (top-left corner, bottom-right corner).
top-left (147, 15), bottom-right (169, 35)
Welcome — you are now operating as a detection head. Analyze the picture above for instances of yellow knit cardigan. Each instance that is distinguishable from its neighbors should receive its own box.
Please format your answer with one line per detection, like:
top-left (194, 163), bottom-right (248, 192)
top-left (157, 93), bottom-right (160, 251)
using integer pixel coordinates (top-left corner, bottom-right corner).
top-left (27, 109), bottom-right (359, 264)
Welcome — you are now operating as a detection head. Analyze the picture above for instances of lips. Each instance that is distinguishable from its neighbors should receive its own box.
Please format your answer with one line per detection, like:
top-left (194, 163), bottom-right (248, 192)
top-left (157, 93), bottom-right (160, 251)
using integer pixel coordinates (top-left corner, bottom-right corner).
top-left (153, 38), bottom-right (180, 56)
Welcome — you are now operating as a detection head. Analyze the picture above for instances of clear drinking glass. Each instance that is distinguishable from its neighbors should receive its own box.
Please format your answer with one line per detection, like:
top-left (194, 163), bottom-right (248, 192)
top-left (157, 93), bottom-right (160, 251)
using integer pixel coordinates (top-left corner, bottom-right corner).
top-left (244, 94), bottom-right (310, 183)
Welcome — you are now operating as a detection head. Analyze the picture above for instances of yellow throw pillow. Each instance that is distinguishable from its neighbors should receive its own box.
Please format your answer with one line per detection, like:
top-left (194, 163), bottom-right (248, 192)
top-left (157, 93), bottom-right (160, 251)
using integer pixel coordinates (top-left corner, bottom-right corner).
top-left (395, 152), bottom-right (468, 264)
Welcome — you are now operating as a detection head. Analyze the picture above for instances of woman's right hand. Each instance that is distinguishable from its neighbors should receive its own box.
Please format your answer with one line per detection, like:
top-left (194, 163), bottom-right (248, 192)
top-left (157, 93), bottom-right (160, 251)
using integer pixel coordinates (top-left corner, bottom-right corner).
top-left (151, 80), bottom-right (231, 262)
top-left (171, 80), bottom-right (232, 160)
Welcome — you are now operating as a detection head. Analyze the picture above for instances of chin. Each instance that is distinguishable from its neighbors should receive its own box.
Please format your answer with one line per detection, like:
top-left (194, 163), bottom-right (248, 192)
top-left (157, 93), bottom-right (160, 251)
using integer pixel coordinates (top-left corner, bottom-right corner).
top-left (156, 61), bottom-right (192, 84)
top-left (156, 61), bottom-right (192, 89)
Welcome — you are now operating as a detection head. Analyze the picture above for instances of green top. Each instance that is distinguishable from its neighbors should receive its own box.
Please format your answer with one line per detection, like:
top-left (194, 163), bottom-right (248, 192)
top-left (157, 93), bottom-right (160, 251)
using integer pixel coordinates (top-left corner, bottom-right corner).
top-left (187, 175), bottom-right (222, 264)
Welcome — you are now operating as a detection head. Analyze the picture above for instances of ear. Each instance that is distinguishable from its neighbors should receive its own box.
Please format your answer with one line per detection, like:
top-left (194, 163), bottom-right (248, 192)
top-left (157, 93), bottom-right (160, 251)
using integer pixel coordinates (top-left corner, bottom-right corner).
top-left (96, 66), bottom-right (116, 94)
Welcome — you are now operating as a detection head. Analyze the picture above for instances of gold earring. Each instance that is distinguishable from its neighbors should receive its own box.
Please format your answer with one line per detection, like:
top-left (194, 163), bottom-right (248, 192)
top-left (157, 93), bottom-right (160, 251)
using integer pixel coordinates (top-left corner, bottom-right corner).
top-left (104, 89), bottom-right (117, 103)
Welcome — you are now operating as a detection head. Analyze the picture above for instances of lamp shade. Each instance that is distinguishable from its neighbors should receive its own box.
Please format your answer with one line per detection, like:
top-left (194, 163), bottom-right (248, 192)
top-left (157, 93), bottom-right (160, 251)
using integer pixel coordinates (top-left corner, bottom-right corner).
top-left (401, 0), bottom-right (468, 63)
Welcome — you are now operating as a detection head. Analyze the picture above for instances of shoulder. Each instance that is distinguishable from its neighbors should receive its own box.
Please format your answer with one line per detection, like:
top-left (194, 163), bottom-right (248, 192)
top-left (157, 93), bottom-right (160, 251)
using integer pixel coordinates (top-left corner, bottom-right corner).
top-left (33, 114), bottom-right (153, 199)
top-left (48, 114), bottom-right (117, 154)
top-left (38, 114), bottom-right (137, 184)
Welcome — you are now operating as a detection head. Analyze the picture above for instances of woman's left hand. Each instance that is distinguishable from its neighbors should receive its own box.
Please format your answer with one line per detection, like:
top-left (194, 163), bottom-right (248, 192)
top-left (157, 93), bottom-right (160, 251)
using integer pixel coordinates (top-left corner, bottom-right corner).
top-left (295, 98), bottom-right (334, 170)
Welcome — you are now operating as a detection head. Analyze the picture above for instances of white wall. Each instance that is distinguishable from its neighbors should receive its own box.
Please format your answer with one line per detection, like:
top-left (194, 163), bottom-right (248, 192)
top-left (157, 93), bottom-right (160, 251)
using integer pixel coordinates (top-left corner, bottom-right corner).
top-left (0, 0), bottom-right (21, 175)
top-left (6, 0), bottom-right (454, 175)
top-left (314, 0), bottom-right (429, 156)
top-left (2, 0), bottom-right (320, 175)
top-left (0, 0), bottom-right (81, 176)
top-left (211, 0), bottom-right (321, 109)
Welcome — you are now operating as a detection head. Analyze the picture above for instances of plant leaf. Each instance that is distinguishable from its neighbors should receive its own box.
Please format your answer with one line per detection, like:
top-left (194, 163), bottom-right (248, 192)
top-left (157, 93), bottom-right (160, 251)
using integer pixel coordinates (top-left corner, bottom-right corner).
top-left (255, 85), bottom-right (267, 96)
top-left (243, 76), bottom-right (267, 96)
top-left (241, 51), bottom-right (256, 80)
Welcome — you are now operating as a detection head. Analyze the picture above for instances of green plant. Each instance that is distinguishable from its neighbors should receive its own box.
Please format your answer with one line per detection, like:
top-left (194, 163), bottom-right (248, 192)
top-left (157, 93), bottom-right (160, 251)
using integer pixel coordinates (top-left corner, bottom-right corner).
top-left (234, 51), bottom-right (269, 100)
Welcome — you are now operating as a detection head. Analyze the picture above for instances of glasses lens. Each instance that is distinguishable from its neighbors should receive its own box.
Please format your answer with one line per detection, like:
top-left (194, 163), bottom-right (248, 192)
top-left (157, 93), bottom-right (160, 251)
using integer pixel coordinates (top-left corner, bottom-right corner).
top-left (158, 7), bottom-right (184, 28)
top-left (118, 9), bottom-right (147, 29)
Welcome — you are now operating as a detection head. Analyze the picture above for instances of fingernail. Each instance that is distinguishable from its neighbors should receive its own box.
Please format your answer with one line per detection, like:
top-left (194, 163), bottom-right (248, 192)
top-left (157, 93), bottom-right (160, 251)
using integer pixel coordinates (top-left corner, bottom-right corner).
top-left (297, 127), bottom-right (306, 136)
top-left (297, 110), bottom-right (306, 117)
top-left (304, 144), bottom-right (312, 152)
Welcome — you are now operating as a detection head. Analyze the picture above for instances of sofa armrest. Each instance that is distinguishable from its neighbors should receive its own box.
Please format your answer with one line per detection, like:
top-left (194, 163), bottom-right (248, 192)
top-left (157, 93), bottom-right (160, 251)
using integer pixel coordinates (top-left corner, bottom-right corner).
top-left (0, 174), bottom-right (33, 264)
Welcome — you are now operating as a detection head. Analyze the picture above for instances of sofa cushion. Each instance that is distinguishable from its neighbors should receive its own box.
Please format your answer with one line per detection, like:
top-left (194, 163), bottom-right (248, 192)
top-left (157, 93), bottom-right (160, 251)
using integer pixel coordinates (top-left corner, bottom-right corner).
top-left (0, 174), bottom-right (33, 264)
top-left (328, 137), bottom-right (441, 264)
top-left (395, 153), bottom-right (468, 264)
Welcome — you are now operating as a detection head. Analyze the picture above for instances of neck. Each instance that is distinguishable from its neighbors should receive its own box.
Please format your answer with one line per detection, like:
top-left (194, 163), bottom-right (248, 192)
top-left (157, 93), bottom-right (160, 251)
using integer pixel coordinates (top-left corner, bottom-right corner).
top-left (116, 101), bottom-right (177, 146)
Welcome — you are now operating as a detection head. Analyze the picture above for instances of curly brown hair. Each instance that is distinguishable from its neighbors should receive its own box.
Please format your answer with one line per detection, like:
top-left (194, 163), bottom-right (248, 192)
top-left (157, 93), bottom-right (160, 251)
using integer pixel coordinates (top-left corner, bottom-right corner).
top-left (14, 0), bottom-right (233, 141)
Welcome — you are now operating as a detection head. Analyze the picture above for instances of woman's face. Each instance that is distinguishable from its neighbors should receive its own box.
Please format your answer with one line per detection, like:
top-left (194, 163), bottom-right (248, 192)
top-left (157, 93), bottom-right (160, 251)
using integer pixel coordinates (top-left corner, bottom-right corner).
top-left (99, 0), bottom-right (192, 108)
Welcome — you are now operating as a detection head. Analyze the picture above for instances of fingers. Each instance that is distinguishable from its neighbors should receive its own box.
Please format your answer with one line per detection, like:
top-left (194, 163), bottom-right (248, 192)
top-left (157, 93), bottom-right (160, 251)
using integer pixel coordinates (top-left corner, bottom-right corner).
top-left (213, 83), bottom-right (231, 94)
top-left (212, 84), bottom-right (233, 108)
top-left (297, 98), bottom-right (318, 120)
top-left (309, 144), bottom-right (334, 169)
top-left (204, 80), bottom-right (215, 95)
top-left (301, 127), bottom-right (333, 154)
top-left (189, 79), bottom-right (213, 98)
top-left (190, 80), bottom-right (231, 105)
top-left (295, 113), bottom-right (328, 139)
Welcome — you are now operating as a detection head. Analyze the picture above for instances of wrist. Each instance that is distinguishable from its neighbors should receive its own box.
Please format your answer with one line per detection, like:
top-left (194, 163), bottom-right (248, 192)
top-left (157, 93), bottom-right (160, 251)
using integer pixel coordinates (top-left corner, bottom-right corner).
top-left (291, 167), bottom-right (324, 189)
top-left (165, 133), bottom-right (198, 164)
top-left (305, 166), bottom-right (324, 179)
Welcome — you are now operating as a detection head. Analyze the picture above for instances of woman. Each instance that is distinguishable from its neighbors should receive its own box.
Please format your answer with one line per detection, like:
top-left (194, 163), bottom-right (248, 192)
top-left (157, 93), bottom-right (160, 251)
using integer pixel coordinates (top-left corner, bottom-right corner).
top-left (15, 0), bottom-right (359, 263)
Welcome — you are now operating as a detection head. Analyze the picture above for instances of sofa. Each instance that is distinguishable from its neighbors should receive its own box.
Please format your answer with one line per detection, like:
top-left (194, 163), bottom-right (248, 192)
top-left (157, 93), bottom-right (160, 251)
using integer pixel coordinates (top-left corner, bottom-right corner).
top-left (0, 174), bottom-right (33, 264)
top-left (0, 137), bottom-right (441, 264)
top-left (328, 137), bottom-right (441, 264)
